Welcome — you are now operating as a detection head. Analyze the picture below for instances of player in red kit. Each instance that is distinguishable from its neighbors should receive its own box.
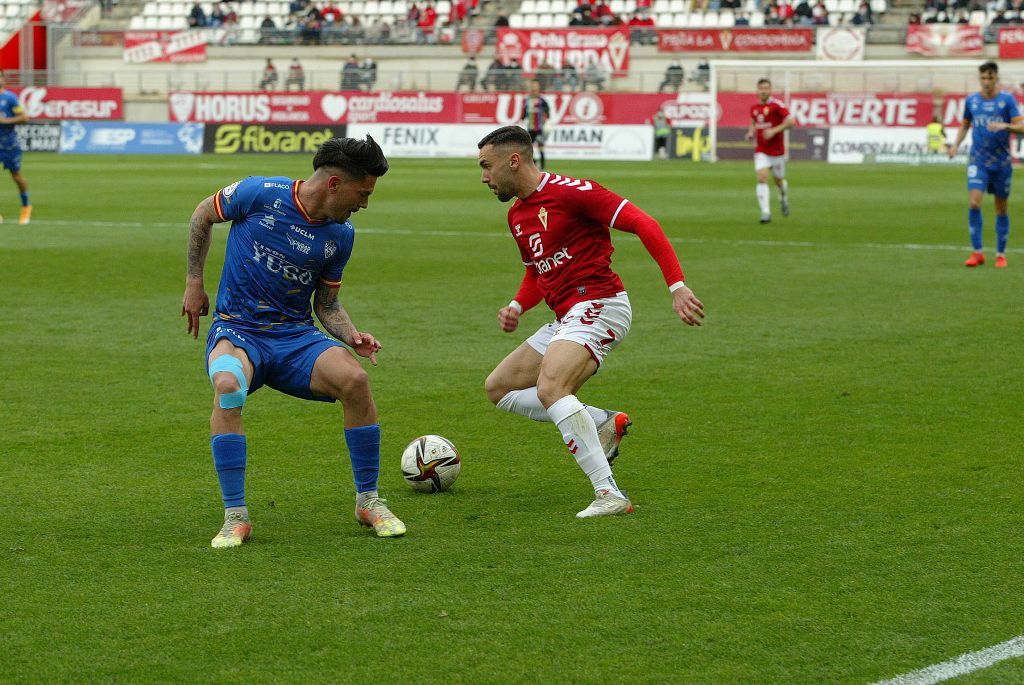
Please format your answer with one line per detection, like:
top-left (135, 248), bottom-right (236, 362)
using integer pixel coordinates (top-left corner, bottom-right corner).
top-left (477, 126), bottom-right (704, 518)
top-left (745, 78), bottom-right (795, 224)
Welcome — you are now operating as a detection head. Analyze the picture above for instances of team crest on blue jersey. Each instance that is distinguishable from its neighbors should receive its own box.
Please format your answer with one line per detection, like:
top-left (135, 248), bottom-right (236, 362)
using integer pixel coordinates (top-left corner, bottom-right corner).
top-left (260, 214), bottom-right (276, 230)
top-left (325, 240), bottom-right (337, 259)
top-left (223, 181), bottom-right (240, 198)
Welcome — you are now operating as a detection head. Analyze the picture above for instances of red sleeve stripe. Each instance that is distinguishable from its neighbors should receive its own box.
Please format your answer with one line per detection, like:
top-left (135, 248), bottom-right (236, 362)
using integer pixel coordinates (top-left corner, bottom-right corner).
top-left (213, 191), bottom-right (226, 221)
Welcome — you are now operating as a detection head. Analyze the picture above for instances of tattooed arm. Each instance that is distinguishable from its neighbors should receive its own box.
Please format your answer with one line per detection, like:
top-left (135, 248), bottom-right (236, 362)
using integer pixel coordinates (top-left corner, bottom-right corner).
top-left (182, 195), bottom-right (220, 339)
top-left (314, 283), bottom-right (381, 366)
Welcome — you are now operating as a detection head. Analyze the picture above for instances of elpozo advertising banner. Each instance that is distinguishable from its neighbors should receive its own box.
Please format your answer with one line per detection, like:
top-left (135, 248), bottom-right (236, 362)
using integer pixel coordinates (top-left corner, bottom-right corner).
top-left (657, 28), bottom-right (813, 53)
top-left (10, 86), bottom-right (123, 120)
top-left (60, 121), bottom-right (205, 154)
top-left (905, 24), bottom-right (983, 57)
top-left (495, 28), bottom-right (631, 76)
top-left (124, 29), bottom-right (210, 63)
top-left (16, 123), bottom-right (61, 152)
top-left (203, 123), bottom-right (348, 154)
top-left (815, 27), bottom-right (866, 61)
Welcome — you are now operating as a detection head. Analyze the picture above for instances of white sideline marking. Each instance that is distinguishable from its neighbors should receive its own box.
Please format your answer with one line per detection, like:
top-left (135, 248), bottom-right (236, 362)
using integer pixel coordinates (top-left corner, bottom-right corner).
top-left (872, 635), bottom-right (1024, 685)
top-left (11, 219), bottom-right (1024, 255)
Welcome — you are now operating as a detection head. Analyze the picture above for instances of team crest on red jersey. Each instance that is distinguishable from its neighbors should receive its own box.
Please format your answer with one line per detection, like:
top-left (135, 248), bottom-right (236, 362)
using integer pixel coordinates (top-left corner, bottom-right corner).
top-left (513, 223), bottom-right (522, 236)
top-left (538, 207), bottom-right (548, 230)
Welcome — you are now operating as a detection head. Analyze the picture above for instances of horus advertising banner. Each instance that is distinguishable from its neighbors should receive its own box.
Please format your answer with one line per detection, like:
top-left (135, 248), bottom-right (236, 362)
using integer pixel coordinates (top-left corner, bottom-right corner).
top-left (10, 86), bottom-right (123, 120)
top-left (169, 91), bottom-right (459, 124)
top-left (657, 28), bottom-right (813, 53)
top-left (124, 30), bottom-right (208, 63)
top-left (494, 28), bottom-right (631, 76)
top-left (202, 123), bottom-right (348, 154)
top-left (905, 24), bottom-right (983, 57)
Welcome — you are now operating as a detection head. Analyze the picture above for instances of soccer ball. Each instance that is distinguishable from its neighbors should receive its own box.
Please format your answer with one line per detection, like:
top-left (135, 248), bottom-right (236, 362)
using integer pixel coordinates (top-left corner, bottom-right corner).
top-left (400, 435), bottom-right (461, 493)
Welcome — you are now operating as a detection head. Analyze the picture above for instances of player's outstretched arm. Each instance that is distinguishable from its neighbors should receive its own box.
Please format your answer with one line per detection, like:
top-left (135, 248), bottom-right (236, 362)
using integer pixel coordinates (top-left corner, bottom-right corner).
top-left (314, 283), bottom-right (381, 365)
top-left (988, 117), bottom-right (1024, 134)
top-left (949, 120), bottom-right (970, 158)
top-left (671, 284), bottom-right (705, 327)
top-left (182, 194), bottom-right (220, 339)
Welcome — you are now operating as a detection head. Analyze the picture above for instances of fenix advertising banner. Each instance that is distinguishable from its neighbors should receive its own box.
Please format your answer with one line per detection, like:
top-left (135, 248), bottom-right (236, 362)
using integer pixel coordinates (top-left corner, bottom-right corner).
top-left (124, 30), bottom-right (209, 63)
top-left (495, 28), bottom-right (631, 76)
top-left (998, 27), bottom-right (1024, 58)
top-left (60, 121), bottom-right (205, 154)
top-left (657, 28), bottom-right (813, 53)
top-left (11, 86), bottom-right (123, 120)
top-left (905, 24), bottom-right (983, 57)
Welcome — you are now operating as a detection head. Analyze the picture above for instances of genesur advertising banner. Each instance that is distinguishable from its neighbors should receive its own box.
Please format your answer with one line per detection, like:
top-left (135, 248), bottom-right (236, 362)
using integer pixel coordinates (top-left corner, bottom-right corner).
top-left (495, 28), bottom-right (631, 76)
top-left (905, 24), bottom-right (983, 57)
top-left (998, 27), bottom-right (1024, 58)
top-left (657, 28), bottom-right (813, 53)
top-left (124, 30), bottom-right (208, 63)
top-left (11, 86), bottom-right (123, 120)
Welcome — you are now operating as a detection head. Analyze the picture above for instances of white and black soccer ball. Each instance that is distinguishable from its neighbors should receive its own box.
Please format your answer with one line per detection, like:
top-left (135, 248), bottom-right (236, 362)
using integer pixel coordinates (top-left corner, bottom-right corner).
top-left (400, 435), bottom-right (461, 493)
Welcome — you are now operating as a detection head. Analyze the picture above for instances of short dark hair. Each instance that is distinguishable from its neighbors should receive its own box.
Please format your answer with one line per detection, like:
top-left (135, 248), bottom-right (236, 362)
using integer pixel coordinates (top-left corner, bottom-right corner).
top-left (980, 61), bottom-right (999, 75)
top-left (313, 135), bottom-right (389, 178)
top-left (757, 77), bottom-right (771, 87)
top-left (478, 126), bottom-right (533, 155)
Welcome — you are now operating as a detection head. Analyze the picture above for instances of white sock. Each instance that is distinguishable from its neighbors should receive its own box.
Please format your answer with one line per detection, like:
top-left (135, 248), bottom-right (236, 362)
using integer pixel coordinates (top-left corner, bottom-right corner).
top-left (756, 183), bottom-right (770, 214)
top-left (356, 490), bottom-right (379, 507)
top-left (496, 388), bottom-right (550, 422)
top-left (778, 179), bottom-right (788, 201)
top-left (225, 505), bottom-right (248, 519)
top-left (547, 395), bottom-right (623, 496)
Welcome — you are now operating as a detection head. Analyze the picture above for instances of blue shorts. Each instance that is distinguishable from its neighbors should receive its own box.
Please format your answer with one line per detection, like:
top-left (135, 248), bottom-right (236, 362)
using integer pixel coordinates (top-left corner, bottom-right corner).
top-left (0, 148), bottom-right (22, 173)
top-left (967, 162), bottom-right (1012, 198)
top-left (205, 321), bottom-right (344, 403)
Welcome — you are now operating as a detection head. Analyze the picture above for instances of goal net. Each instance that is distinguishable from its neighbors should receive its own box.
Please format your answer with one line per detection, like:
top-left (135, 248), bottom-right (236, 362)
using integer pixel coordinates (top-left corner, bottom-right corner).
top-left (707, 59), bottom-right (999, 163)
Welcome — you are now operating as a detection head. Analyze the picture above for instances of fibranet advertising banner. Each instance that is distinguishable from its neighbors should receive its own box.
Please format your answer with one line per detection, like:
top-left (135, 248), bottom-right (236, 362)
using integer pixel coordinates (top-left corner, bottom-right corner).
top-left (202, 124), bottom-right (348, 154)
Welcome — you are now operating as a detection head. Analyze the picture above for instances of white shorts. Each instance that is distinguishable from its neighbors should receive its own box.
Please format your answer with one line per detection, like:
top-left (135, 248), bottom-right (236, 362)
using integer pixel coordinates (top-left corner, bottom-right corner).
top-left (754, 152), bottom-right (786, 178)
top-left (526, 293), bottom-right (632, 367)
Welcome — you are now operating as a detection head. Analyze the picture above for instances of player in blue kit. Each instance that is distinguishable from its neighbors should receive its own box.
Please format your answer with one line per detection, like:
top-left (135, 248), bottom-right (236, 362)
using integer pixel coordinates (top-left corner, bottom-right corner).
top-left (0, 70), bottom-right (31, 224)
top-left (181, 135), bottom-right (406, 548)
top-left (949, 61), bottom-right (1022, 268)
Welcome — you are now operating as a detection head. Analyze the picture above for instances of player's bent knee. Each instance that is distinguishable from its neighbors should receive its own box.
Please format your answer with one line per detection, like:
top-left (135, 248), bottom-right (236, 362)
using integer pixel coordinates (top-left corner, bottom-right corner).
top-left (209, 355), bottom-right (248, 410)
top-left (483, 372), bottom-right (507, 405)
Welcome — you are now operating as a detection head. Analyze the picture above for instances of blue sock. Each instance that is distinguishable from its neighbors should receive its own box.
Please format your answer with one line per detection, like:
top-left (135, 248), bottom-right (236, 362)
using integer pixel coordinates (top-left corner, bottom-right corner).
top-left (996, 214), bottom-right (1010, 253)
top-left (19, 192), bottom-right (28, 207)
top-left (344, 424), bottom-right (380, 493)
top-left (969, 207), bottom-right (983, 250)
top-left (211, 433), bottom-right (246, 508)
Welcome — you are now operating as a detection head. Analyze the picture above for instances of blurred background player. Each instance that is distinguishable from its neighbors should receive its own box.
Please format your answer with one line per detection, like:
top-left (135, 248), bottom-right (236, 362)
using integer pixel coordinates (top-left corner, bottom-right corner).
top-left (926, 115), bottom-right (947, 156)
top-left (520, 79), bottom-right (551, 170)
top-left (477, 126), bottom-right (704, 519)
top-left (745, 77), bottom-right (794, 224)
top-left (950, 61), bottom-right (1021, 268)
top-left (181, 136), bottom-right (406, 547)
top-left (0, 70), bottom-right (30, 224)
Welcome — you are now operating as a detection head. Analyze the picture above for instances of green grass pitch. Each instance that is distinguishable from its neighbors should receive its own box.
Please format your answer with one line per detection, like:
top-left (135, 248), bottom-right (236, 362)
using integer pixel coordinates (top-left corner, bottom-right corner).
top-left (2, 153), bottom-right (1024, 683)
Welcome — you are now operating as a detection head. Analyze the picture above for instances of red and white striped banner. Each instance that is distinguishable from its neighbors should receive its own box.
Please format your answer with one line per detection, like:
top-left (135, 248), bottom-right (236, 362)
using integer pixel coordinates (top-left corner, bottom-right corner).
top-left (905, 24), bottom-right (983, 56)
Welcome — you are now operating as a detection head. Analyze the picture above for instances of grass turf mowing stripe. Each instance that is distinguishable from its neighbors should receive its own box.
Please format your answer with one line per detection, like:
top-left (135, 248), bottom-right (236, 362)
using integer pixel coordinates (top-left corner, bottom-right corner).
top-left (873, 635), bottom-right (1024, 685)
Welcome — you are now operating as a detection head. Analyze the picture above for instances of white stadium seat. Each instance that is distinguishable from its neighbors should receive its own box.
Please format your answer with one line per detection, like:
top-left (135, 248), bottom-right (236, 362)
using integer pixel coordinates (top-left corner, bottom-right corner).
top-left (435, 0), bottom-right (451, 14)
top-left (520, 0), bottom-right (536, 11)
top-left (671, 11), bottom-right (687, 24)
top-left (536, 12), bottom-right (556, 24)
top-left (719, 9), bottom-right (734, 25)
top-left (523, 12), bottom-right (539, 25)
top-left (129, 14), bottom-right (145, 28)
top-left (668, 0), bottom-right (684, 11)
top-left (535, 0), bottom-right (551, 12)
top-left (609, 0), bottom-right (626, 12)
top-left (686, 10), bottom-right (703, 25)
top-left (549, 0), bottom-right (567, 12)
top-left (508, 12), bottom-right (524, 25)
top-left (969, 9), bottom-right (986, 24)
top-left (144, 14), bottom-right (160, 26)
top-left (749, 9), bottom-right (764, 24)
top-left (552, 12), bottom-right (569, 24)
top-left (143, 1), bottom-right (158, 15)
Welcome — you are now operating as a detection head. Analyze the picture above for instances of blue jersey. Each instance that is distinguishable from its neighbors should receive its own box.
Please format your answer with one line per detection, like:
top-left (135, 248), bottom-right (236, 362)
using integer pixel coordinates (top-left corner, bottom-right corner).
top-left (963, 90), bottom-right (1021, 167)
top-left (0, 89), bottom-right (23, 151)
top-left (212, 175), bottom-right (354, 331)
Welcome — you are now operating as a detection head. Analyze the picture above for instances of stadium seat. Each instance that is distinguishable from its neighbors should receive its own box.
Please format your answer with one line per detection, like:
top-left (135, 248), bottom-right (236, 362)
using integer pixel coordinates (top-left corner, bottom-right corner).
top-left (523, 12), bottom-right (539, 25)
top-left (378, 0), bottom-right (393, 13)
top-left (436, 0), bottom-right (450, 14)
top-left (240, 14), bottom-right (257, 27)
top-left (534, 12), bottom-right (554, 24)
top-left (393, 0), bottom-right (408, 13)
top-left (552, 12), bottom-right (569, 24)
top-left (363, 0), bottom-right (379, 12)
top-left (610, 0), bottom-right (626, 12)
top-left (719, 8), bottom-right (734, 24)
top-left (652, 0), bottom-right (669, 10)
top-left (870, 0), bottom-right (885, 11)
top-left (686, 10), bottom-right (703, 24)
top-left (968, 9), bottom-right (985, 24)
top-left (749, 9), bottom-right (763, 24)
top-left (520, 0), bottom-right (536, 11)
top-left (550, 0), bottom-right (567, 11)
top-left (144, 14), bottom-right (160, 26)
top-left (143, 1), bottom-right (158, 15)
top-left (671, 11), bottom-right (688, 24)
top-left (350, 1), bottom-right (365, 14)
top-left (824, 0), bottom-right (837, 10)
top-left (837, 0), bottom-right (854, 12)
top-left (535, 0), bottom-right (551, 12)
top-left (129, 14), bottom-right (145, 28)
top-left (156, 2), bottom-right (171, 15)
top-left (668, 0), bottom-right (684, 11)
top-left (508, 12), bottom-right (524, 25)
top-left (5, 4), bottom-right (19, 16)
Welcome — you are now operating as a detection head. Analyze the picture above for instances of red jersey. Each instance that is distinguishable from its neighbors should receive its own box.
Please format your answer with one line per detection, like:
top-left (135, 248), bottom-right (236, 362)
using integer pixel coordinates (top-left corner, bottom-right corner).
top-left (506, 173), bottom-right (685, 321)
top-left (750, 97), bottom-right (791, 156)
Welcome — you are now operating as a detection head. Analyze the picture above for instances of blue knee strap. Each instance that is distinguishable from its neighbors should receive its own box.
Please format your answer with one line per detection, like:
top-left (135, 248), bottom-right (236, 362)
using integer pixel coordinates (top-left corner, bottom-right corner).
top-left (209, 355), bottom-right (248, 410)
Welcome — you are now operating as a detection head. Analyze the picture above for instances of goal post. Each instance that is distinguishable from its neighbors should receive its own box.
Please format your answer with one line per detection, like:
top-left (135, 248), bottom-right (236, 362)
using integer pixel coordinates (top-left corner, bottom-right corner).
top-left (708, 59), bottom-right (993, 162)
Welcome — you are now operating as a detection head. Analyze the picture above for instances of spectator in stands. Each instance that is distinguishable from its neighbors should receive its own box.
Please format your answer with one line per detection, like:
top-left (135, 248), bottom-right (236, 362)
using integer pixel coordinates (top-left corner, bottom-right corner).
top-left (851, 0), bottom-right (873, 22)
top-left (449, 0), bottom-right (468, 25)
top-left (417, 1), bottom-right (438, 42)
top-left (506, 58), bottom-right (524, 91)
top-left (628, 11), bottom-right (656, 44)
top-left (593, 0), bottom-right (614, 20)
top-left (555, 63), bottom-right (579, 91)
top-left (764, 3), bottom-right (783, 23)
top-left (260, 15), bottom-right (277, 43)
top-left (209, 3), bottom-right (225, 26)
top-left (188, 1), bottom-right (208, 27)
top-left (956, 7), bottom-right (970, 19)
top-left (582, 58), bottom-right (606, 91)
top-left (570, 6), bottom-right (599, 24)
top-left (794, 0), bottom-right (813, 23)
top-left (908, 10), bottom-right (922, 22)
top-left (720, 0), bottom-right (740, 7)
top-left (811, 0), bottom-right (828, 23)
top-left (407, 2), bottom-right (421, 26)
top-left (258, 58), bottom-right (279, 90)
top-left (290, 0), bottom-right (310, 14)
top-left (536, 61), bottom-right (557, 91)
top-left (220, 6), bottom-right (239, 43)
top-left (494, 12), bottom-right (510, 25)
top-left (658, 60), bottom-right (685, 93)
top-left (285, 58), bottom-right (305, 90)
top-left (692, 57), bottom-right (710, 90)
top-left (321, 1), bottom-right (343, 22)
top-left (457, 56), bottom-right (479, 91)
top-left (342, 54), bottom-right (361, 89)
top-left (300, 15), bottom-right (323, 43)
top-left (481, 59), bottom-right (504, 90)
top-left (361, 57), bottom-right (378, 91)
top-left (734, 10), bottom-right (751, 23)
